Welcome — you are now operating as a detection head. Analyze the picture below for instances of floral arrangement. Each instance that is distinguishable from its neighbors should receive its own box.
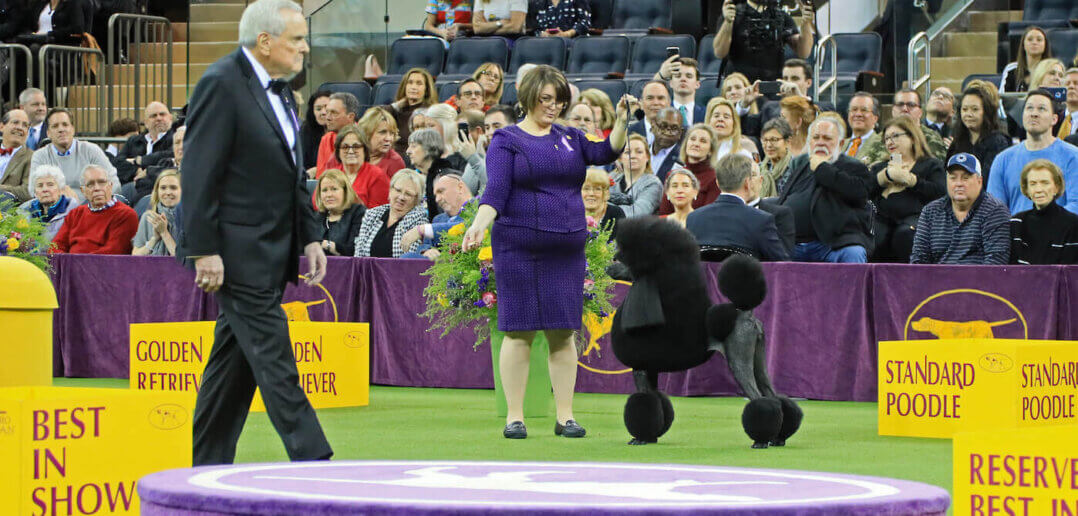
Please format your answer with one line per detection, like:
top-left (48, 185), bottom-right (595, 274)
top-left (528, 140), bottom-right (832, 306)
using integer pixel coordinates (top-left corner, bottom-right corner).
top-left (422, 201), bottom-right (618, 349)
top-left (0, 199), bottom-right (51, 271)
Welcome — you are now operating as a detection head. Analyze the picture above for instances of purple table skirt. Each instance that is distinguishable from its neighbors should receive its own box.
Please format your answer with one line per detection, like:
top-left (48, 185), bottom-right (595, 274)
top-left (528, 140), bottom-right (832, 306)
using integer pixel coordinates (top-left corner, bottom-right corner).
top-left (49, 255), bottom-right (1078, 401)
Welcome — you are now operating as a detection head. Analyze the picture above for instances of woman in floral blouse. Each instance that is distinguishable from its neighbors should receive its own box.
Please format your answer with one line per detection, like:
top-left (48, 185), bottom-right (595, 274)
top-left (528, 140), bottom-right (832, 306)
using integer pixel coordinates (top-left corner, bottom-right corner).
top-left (533, 0), bottom-right (591, 39)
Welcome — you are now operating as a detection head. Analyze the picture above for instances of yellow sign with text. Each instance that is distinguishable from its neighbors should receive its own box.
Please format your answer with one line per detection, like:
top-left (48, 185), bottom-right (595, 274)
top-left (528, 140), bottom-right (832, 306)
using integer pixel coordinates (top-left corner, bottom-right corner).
top-left (879, 339), bottom-right (1078, 438)
top-left (129, 322), bottom-right (370, 411)
top-left (954, 426), bottom-right (1078, 516)
top-left (0, 386), bottom-right (191, 515)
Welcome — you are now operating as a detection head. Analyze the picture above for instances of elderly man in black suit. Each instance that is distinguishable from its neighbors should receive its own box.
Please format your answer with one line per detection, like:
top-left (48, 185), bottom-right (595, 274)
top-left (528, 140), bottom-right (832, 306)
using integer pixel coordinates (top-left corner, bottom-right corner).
top-left (686, 153), bottom-right (789, 261)
top-left (181, 0), bottom-right (332, 466)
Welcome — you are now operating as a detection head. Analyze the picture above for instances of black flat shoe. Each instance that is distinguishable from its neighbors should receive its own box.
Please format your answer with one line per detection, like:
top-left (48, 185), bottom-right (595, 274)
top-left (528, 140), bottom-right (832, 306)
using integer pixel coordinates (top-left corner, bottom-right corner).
top-left (554, 419), bottom-right (586, 438)
top-left (503, 421), bottom-right (527, 439)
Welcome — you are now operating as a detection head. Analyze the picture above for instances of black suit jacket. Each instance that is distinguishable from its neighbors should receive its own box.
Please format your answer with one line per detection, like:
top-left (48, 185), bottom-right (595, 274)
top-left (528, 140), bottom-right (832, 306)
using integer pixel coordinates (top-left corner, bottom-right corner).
top-left (25, 0), bottom-right (87, 46)
top-left (181, 48), bottom-right (318, 289)
top-left (0, 0), bottom-right (29, 41)
top-left (628, 119), bottom-right (649, 142)
top-left (685, 194), bottom-right (789, 261)
top-left (778, 154), bottom-right (874, 251)
top-left (922, 119), bottom-right (951, 139)
top-left (758, 197), bottom-right (795, 256)
top-left (653, 142), bottom-right (682, 182)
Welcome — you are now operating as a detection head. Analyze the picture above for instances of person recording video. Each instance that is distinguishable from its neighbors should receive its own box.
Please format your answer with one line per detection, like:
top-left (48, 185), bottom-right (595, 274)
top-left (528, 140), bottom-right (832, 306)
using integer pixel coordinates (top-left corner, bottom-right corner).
top-left (712, 0), bottom-right (815, 83)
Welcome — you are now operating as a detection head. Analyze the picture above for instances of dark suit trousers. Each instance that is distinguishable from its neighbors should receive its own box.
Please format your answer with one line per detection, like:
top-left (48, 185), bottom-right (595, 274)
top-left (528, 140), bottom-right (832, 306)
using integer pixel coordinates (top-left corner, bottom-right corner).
top-left (192, 282), bottom-right (332, 466)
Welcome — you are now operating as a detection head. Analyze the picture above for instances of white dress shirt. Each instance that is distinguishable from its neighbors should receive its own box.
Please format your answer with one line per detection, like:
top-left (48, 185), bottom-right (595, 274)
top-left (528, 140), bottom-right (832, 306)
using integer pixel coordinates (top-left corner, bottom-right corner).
top-left (0, 145), bottom-right (22, 181)
top-left (241, 47), bottom-right (297, 157)
top-left (674, 101), bottom-right (697, 126)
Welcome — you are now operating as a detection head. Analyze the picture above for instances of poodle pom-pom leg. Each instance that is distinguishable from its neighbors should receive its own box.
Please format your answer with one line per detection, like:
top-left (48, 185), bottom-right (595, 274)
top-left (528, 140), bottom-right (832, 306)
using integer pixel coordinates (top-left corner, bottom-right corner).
top-left (770, 396), bottom-right (803, 446)
top-left (657, 391), bottom-right (675, 437)
top-left (742, 397), bottom-right (783, 449)
top-left (625, 392), bottom-right (664, 445)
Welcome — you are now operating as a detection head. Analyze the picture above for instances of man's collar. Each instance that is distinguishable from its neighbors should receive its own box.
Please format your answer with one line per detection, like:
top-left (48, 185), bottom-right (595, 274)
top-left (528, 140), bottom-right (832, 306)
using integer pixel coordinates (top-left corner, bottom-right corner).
top-left (719, 192), bottom-right (747, 204)
top-left (240, 46), bottom-right (272, 89)
top-left (53, 140), bottom-right (75, 156)
top-left (1, 141), bottom-right (22, 152)
top-left (852, 128), bottom-right (874, 140)
top-left (88, 198), bottom-right (117, 212)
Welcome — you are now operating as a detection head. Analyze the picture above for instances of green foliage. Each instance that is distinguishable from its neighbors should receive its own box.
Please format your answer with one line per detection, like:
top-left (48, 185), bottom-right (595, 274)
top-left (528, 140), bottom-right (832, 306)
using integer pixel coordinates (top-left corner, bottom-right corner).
top-left (0, 199), bottom-right (52, 271)
top-left (422, 201), bottom-right (618, 349)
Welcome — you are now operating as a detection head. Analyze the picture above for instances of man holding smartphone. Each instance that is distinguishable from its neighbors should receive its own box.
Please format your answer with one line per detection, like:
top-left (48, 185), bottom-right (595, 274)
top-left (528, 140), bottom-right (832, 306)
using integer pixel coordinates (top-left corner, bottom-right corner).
top-left (654, 51), bottom-right (704, 127)
top-left (713, 0), bottom-right (815, 83)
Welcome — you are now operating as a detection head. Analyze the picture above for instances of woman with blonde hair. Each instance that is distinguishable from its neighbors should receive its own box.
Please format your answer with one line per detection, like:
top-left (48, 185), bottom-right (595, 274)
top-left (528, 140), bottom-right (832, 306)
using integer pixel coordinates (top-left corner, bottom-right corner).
top-left (314, 169), bottom-right (367, 256)
top-left (423, 102), bottom-right (487, 199)
top-left (583, 168), bottom-right (625, 234)
top-left (610, 133), bottom-right (662, 217)
top-left (658, 123), bottom-right (722, 214)
top-left (388, 68), bottom-right (439, 155)
top-left (704, 97), bottom-right (754, 160)
top-left (473, 62), bottom-right (506, 108)
top-left (356, 107), bottom-right (406, 179)
top-left (662, 168), bottom-right (700, 227)
top-left (721, 72), bottom-right (758, 115)
top-left (132, 170), bottom-right (181, 256)
top-left (779, 95), bottom-right (816, 156)
top-left (579, 88), bottom-right (616, 137)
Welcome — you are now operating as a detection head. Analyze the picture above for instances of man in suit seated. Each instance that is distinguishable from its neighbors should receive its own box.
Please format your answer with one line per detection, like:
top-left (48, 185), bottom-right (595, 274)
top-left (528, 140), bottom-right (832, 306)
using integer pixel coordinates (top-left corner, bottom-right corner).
top-left (118, 101), bottom-right (175, 171)
top-left (0, 109), bottom-right (33, 203)
top-left (649, 107), bottom-right (685, 181)
top-left (399, 172), bottom-right (473, 260)
top-left (629, 81), bottom-right (673, 145)
top-left (686, 153), bottom-right (789, 261)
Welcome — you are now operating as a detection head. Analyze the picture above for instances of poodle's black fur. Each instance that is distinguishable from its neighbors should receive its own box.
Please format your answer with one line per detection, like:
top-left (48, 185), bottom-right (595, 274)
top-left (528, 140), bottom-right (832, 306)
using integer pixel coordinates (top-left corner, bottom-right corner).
top-left (610, 217), bottom-right (802, 447)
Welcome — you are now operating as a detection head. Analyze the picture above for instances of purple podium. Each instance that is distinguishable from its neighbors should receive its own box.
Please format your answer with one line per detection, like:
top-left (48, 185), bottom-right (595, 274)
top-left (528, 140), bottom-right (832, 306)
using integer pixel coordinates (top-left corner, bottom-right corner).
top-left (139, 461), bottom-right (950, 515)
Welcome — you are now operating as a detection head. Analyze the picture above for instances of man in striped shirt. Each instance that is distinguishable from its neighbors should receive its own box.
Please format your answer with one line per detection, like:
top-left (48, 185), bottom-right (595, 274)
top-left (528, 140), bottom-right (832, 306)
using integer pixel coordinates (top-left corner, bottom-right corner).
top-left (910, 153), bottom-right (1011, 265)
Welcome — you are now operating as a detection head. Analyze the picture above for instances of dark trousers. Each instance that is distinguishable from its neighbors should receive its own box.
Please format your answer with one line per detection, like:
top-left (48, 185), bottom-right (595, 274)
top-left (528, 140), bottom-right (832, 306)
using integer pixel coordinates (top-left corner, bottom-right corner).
top-left (192, 282), bottom-right (332, 466)
top-left (873, 215), bottom-right (919, 263)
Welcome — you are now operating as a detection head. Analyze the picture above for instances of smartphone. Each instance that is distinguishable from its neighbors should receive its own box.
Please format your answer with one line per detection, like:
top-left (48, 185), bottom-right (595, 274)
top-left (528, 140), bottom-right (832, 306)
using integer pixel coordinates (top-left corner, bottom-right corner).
top-left (758, 81), bottom-right (782, 100)
top-left (458, 121), bottom-right (469, 134)
top-left (1044, 87), bottom-right (1066, 104)
top-left (666, 46), bottom-right (680, 59)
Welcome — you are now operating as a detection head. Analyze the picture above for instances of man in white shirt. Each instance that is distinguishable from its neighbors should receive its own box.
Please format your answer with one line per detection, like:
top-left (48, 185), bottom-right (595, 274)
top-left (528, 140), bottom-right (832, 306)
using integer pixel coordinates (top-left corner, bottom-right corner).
top-left (18, 88), bottom-right (47, 151)
top-left (844, 92), bottom-right (879, 161)
top-left (628, 81), bottom-right (672, 145)
top-left (654, 56), bottom-right (704, 127)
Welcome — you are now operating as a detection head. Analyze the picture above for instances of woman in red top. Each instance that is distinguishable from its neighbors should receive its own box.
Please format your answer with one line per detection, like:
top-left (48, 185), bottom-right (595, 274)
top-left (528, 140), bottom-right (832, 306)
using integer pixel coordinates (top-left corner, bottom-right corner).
top-left (358, 107), bottom-right (406, 180)
top-left (314, 125), bottom-right (389, 209)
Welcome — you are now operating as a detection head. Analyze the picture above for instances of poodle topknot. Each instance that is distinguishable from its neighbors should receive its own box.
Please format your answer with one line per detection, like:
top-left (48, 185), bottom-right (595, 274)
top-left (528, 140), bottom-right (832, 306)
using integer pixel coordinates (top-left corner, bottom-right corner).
top-left (615, 216), bottom-right (701, 278)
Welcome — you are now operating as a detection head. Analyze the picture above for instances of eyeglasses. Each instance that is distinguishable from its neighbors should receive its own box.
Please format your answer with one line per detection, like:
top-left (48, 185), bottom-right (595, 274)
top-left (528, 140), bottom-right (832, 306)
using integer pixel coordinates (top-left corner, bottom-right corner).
top-left (340, 144), bottom-right (364, 152)
top-left (460, 90), bottom-right (484, 98)
top-left (538, 96), bottom-right (567, 109)
top-left (761, 137), bottom-right (785, 145)
top-left (391, 186), bottom-right (418, 199)
top-left (478, 70), bottom-right (501, 80)
top-left (894, 102), bottom-right (920, 110)
top-left (655, 123), bottom-right (682, 134)
top-left (930, 90), bottom-right (954, 101)
top-left (883, 132), bottom-right (909, 143)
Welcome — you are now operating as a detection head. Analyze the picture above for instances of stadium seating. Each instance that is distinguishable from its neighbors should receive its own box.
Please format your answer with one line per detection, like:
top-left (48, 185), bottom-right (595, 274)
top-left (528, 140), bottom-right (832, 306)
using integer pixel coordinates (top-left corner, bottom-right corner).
top-left (1022, 0), bottom-right (1078, 22)
top-left (316, 82), bottom-right (372, 106)
top-left (610, 0), bottom-right (671, 32)
top-left (997, 20), bottom-right (1071, 72)
top-left (508, 37), bottom-right (568, 75)
top-left (572, 79), bottom-right (627, 104)
top-left (501, 81), bottom-right (518, 104)
top-left (443, 38), bottom-right (510, 79)
top-left (818, 33), bottom-right (883, 94)
top-left (588, 0), bottom-right (614, 31)
top-left (696, 79), bottom-right (722, 106)
top-left (386, 38), bottom-right (446, 77)
top-left (1048, 29), bottom-right (1078, 65)
top-left (566, 36), bottom-right (631, 76)
top-left (962, 73), bottom-right (1003, 91)
top-left (697, 34), bottom-right (723, 77)
top-left (437, 81), bottom-right (460, 102)
top-left (629, 34), bottom-right (696, 77)
top-left (372, 81), bottom-right (400, 106)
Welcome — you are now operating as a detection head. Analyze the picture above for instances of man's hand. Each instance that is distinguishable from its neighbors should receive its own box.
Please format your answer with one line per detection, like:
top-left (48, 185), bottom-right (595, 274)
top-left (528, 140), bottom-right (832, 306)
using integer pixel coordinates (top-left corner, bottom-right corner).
top-left (459, 130), bottom-right (477, 158)
top-left (658, 55), bottom-right (680, 80)
top-left (779, 80), bottom-right (804, 98)
top-left (134, 168), bottom-right (147, 180)
top-left (304, 242), bottom-right (327, 286)
top-left (400, 226), bottom-right (422, 252)
top-left (809, 154), bottom-right (828, 171)
top-left (800, 1), bottom-right (815, 25)
top-left (306, 167), bottom-right (318, 179)
top-left (194, 255), bottom-right (225, 293)
top-left (722, 0), bottom-right (736, 23)
top-left (422, 249), bottom-right (441, 260)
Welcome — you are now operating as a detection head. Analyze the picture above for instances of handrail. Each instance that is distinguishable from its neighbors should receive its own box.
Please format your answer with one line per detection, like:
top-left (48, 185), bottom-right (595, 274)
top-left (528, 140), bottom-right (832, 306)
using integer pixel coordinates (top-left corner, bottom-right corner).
top-left (907, 31), bottom-right (931, 98)
top-left (38, 44), bottom-right (107, 135)
top-left (813, 35), bottom-right (837, 108)
top-left (107, 13), bottom-right (173, 124)
top-left (926, 0), bottom-right (977, 41)
top-left (0, 44), bottom-right (32, 107)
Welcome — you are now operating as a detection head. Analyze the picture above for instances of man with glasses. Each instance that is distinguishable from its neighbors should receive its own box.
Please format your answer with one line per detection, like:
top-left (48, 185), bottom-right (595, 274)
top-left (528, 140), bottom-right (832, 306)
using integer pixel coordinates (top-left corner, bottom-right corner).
top-left (988, 89), bottom-right (1078, 215)
top-left (844, 92), bottom-right (879, 161)
top-left (923, 87), bottom-right (955, 140)
top-left (649, 107), bottom-right (685, 180)
top-left (455, 79), bottom-right (486, 112)
top-left (629, 81), bottom-right (673, 145)
top-left (315, 91), bottom-right (360, 175)
top-left (860, 88), bottom-right (947, 166)
top-left (1059, 68), bottom-right (1078, 140)
top-left (0, 109), bottom-right (33, 202)
top-left (51, 164), bottom-right (138, 254)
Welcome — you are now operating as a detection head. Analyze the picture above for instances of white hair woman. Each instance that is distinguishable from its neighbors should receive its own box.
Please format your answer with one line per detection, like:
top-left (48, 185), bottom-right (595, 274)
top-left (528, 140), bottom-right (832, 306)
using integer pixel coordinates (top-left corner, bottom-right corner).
top-left (353, 169), bottom-right (429, 257)
top-left (19, 165), bottom-right (77, 242)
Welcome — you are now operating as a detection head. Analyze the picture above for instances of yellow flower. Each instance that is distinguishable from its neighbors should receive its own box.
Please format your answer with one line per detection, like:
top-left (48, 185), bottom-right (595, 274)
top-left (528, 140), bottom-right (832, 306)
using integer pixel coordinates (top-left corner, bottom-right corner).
top-left (7, 239), bottom-right (18, 252)
top-left (477, 246), bottom-right (493, 262)
top-left (448, 224), bottom-right (466, 237)
top-left (437, 294), bottom-right (449, 308)
top-left (15, 218), bottom-right (29, 230)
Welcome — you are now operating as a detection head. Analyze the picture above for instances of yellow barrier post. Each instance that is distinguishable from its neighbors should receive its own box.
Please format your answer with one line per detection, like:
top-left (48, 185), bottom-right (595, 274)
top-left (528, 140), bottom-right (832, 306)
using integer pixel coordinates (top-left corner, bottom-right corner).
top-left (0, 257), bottom-right (58, 387)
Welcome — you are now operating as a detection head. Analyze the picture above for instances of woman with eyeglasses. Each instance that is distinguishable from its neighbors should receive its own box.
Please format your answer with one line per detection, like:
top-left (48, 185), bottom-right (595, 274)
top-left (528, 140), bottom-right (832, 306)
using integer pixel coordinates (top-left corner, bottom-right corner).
top-left (947, 82), bottom-right (1011, 184)
top-left (1007, 59), bottom-right (1069, 139)
top-left (462, 65), bottom-right (632, 440)
top-left (312, 125), bottom-right (389, 210)
top-left (474, 63), bottom-right (505, 108)
top-left (868, 117), bottom-right (945, 262)
top-left (353, 170), bottom-right (428, 258)
top-left (758, 118), bottom-right (793, 198)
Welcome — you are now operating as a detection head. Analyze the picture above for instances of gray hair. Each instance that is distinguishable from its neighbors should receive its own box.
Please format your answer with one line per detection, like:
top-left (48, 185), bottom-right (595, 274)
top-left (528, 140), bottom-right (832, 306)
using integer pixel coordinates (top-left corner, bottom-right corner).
top-left (807, 116), bottom-right (846, 142)
top-left (238, 0), bottom-right (302, 48)
top-left (408, 108), bottom-right (428, 129)
top-left (80, 164), bottom-right (109, 184)
top-left (173, 125), bottom-right (187, 139)
top-left (516, 63), bottom-right (538, 83)
top-left (664, 167), bottom-right (700, 191)
top-left (409, 128), bottom-right (445, 161)
top-left (390, 169), bottom-right (425, 201)
top-left (18, 88), bottom-right (44, 106)
top-left (850, 91), bottom-right (880, 117)
top-left (1, 109), bottom-right (27, 125)
top-left (425, 103), bottom-right (461, 149)
top-left (28, 165), bottom-right (66, 194)
top-left (329, 92), bottom-right (360, 117)
top-left (714, 153), bottom-right (754, 191)
top-left (761, 117), bottom-right (792, 139)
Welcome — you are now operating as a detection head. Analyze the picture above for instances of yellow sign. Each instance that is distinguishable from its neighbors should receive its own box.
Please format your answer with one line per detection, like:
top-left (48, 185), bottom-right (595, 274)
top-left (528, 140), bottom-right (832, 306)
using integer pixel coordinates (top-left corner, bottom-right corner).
top-left (0, 386), bottom-right (191, 515)
top-left (954, 426), bottom-right (1078, 516)
top-left (904, 289), bottom-right (1028, 340)
top-left (130, 322), bottom-right (370, 411)
top-left (879, 339), bottom-right (1078, 438)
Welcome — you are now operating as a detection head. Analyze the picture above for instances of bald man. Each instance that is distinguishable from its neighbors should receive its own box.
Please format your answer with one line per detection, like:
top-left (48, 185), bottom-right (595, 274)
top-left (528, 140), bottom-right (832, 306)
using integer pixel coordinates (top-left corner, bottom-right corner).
top-left (117, 101), bottom-right (177, 181)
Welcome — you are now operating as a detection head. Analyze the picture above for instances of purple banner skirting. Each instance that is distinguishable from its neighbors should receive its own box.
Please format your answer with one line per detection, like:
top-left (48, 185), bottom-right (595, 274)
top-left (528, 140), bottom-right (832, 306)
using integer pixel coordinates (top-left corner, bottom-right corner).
top-left (48, 255), bottom-right (1078, 401)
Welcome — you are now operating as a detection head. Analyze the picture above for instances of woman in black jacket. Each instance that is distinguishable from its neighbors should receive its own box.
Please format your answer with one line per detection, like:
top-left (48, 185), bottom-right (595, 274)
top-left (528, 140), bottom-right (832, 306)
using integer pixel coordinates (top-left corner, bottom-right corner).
top-left (1010, 159), bottom-right (1078, 265)
top-left (314, 168), bottom-right (366, 257)
top-left (870, 117), bottom-right (946, 262)
top-left (946, 82), bottom-right (1011, 186)
top-left (21, 0), bottom-right (88, 46)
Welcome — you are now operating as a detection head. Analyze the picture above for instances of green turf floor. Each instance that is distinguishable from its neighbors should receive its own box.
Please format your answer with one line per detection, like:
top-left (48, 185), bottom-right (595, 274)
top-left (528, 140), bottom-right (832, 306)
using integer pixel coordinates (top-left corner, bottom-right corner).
top-left (54, 378), bottom-right (953, 496)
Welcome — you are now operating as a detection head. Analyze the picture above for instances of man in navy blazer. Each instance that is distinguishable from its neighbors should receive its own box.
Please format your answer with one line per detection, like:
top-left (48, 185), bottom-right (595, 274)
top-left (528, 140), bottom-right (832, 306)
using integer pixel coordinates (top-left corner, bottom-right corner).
top-left (686, 153), bottom-right (789, 261)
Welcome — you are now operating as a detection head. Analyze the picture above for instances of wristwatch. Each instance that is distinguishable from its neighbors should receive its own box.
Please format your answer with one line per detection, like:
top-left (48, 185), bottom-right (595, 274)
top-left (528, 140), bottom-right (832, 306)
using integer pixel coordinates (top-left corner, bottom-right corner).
top-left (495, 20), bottom-right (503, 28)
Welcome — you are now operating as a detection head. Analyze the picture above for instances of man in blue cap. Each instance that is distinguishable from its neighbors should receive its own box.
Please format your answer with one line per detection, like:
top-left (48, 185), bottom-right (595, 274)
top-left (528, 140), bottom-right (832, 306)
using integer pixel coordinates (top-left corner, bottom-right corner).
top-left (910, 152), bottom-right (1011, 265)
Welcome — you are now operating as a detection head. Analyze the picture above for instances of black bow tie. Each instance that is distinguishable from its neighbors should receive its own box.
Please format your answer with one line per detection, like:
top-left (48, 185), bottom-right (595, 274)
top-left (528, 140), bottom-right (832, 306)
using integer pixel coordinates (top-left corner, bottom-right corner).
top-left (268, 79), bottom-right (289, 95)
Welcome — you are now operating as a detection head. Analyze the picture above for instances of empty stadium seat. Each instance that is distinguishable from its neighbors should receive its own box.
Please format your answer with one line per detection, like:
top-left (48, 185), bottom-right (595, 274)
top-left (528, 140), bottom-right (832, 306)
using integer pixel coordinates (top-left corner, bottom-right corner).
top-left (697, 34), bottom-right (723, 77)
top-left (630, 34), bottom-right (696, 76)
top-left (567, 36), bottom-right (631, 76)
top-left (508, 37), bottom-right (567, 74)
top-left (372, 80), bottom-right (400, 106)
top-left (628, 78), bottom-right (649, 99)
top-left (818, 33), bottom-right (882, 93)
top-left (611, 0), bottom-right (671, 30)
top-left (437, 81), bottom-right (460, 102)
top-left (962, 74), bottom-right (1003, 91)
top-left (316, 82), bottom-right (372, 106)
top-left (589, 0), bottom-right (614, 30)
top-left (387, 38), bottom-right (446, 77)
top-left (501, 81), bottom-right (518, 104)
top-left (1049, 29), bottom-right (1078, 65)
top-left (1023, 0), bottom-right (1078, 22)
top-left (443, 38), bottom-right (509, 78)
top-left (695, 79), bottom-right (722, 106)
top-left (572, 79), bottom-right (627, 104)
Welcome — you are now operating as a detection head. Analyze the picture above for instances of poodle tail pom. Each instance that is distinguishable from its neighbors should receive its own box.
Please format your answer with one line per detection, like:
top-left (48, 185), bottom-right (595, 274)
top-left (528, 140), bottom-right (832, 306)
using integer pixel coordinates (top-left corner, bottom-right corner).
top-left (718, 254), bottom-right (767, 310)
top-left (706, 303), bottom-right (740, 342)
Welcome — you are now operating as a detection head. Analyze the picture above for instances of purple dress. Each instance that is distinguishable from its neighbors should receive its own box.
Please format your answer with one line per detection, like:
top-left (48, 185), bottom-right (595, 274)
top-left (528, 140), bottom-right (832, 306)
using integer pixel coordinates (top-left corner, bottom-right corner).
top-left (481, 124), bottom-right (619, 332)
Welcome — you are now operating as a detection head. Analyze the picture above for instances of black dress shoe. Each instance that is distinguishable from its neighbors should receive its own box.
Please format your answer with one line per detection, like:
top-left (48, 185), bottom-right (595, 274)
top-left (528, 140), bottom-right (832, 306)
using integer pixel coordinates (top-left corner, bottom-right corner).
top-left (503, 421), bottom-right (527, 439)
top-left (554, 419), bottom-right (586, 438)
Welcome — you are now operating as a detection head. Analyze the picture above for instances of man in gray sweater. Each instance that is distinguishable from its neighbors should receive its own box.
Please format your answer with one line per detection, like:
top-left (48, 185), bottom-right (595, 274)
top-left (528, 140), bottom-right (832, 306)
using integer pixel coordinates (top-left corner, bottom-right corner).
top-left (30, 108), bottom-right (119, 200)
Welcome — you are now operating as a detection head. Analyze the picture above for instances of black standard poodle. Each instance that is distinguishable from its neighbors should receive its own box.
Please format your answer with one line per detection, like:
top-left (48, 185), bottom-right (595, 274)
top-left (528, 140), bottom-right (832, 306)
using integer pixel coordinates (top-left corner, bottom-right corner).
top-left (609, 216), bottom-right (802, 448)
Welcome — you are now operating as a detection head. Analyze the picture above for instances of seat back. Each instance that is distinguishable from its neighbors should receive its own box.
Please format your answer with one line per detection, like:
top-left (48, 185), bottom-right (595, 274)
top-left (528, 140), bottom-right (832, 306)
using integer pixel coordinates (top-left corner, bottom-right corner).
top-left (819, 33), bottom-right (882, 76)
top-left (444, 37), bottom-right (509, 76)
top-left (696, 79), bottom-right (721, 106)
top-left (697, 33), bottom-right (723, 77)
top-left (589, 0), bottom-right (614, 30)
top-left (387, 38), bottom-right (446, 76)
top-left (572, 79), bottom-right (627, 104)
top-left (501, 81), bottom-right (518, 105)
top-left (1049, 29), bottom-right (1078, 66)
top-left (962, 73), bottom-right (1003, 92)
top-left (630, 34), bottom-right (696, 75)
top-left (612, 0), bottom-right (671, 30)
top-left (567, 36), bottom-right (631, 75)
top-left (1023, 0), bottom-right (1078, 22)
top-left (508, 36), bottom-right (567, 74)
top-left (316, 82), bottom-right (372, 106)
top-left (437, 81), bottom-right (460, 102)
top-left (372, 80), bottom-right (401, 106)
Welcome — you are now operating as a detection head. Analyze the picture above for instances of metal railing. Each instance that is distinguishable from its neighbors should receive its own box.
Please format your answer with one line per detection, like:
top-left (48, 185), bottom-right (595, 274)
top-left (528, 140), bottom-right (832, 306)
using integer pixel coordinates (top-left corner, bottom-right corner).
top-left (107, 14), bottom-right (173, 125)
top-left (907, 31), bottom-right (931, 98)
top-left (38, 44), bottom-right (106, 135)
top-left (0, 44), bottom-right (32, 108)
top-left (813, 35), bottom-right (837, 109)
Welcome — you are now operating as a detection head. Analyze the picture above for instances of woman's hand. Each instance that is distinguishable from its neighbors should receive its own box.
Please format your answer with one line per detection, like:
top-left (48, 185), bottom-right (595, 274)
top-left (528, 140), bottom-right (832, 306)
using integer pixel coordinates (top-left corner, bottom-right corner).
top-left (149, 211), bottom-right (167, 235)
top-left (400, 226), bottom-right (422, 252)
top-left (321, 239), bottom-right (338, 256)
top-left (462, 223), bottom-right (486, 252)
top-left (616, 94), bottom-right (640, 124)
top-left (458, 129), bottom-right (477, 158)
top-left (743, 81), bottom-right (763, 107)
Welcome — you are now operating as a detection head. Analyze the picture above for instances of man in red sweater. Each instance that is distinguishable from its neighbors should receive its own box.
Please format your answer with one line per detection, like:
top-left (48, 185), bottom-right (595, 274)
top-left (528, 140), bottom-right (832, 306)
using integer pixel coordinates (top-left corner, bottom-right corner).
top-left (52, 164), bottom-right (138, 254)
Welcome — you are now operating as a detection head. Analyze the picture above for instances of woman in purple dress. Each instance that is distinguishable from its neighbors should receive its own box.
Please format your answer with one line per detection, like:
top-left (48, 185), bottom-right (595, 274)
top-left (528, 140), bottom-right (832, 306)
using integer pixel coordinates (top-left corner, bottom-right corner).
top-left (463, 65), bottom-right (634, 439)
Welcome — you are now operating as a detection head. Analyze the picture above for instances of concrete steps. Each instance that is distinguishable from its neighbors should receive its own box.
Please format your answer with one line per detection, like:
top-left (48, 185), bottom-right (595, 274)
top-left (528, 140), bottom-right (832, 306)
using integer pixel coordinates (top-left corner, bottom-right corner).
top-left (967, 10), bottom-right (1022, 32)
top-left (190, 3), bottom-right (244, 24)
top-left (135, 41), bottom-right (235, 64)
top-left (938, 32), bottom-right (996, 58)
top-left (930, 56), bottom-right (996, 83)
top-left (188, 22), bottom-right (239, 43)
top-left (68, 84), bottom-right (192, 109)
